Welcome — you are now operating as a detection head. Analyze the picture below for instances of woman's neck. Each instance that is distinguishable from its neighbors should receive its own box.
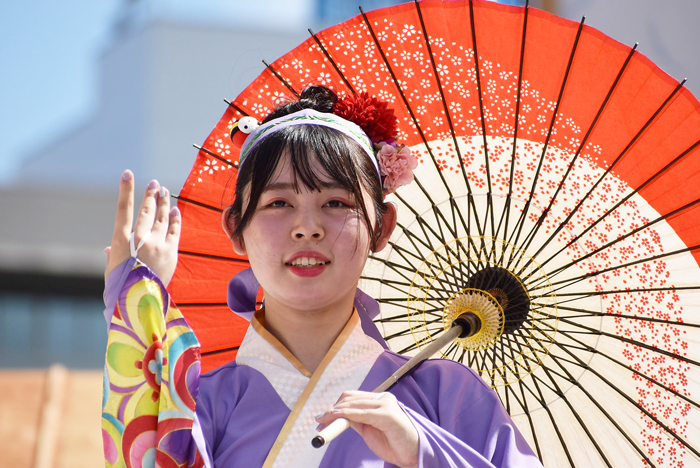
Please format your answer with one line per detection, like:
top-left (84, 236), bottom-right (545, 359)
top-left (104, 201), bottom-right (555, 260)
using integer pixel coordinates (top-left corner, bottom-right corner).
top-left (262, 297), bottom-right (355, 374)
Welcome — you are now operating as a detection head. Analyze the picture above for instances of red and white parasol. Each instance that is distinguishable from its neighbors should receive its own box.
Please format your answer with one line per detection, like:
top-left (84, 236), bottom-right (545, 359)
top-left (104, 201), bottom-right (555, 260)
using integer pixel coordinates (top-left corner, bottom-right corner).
top-left (171, 1), bottom-right (700, 466)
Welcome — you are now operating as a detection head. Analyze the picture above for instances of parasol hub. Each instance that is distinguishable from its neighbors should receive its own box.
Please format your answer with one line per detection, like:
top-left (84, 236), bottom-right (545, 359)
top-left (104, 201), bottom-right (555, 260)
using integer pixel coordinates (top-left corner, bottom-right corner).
top-left (442, 289), bottom-right (504, 352)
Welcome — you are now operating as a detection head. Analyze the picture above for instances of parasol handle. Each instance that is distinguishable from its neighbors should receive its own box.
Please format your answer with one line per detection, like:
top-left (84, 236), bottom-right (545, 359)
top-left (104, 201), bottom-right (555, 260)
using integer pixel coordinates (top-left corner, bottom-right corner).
top-left (311, 312), bottom-right (481, 449)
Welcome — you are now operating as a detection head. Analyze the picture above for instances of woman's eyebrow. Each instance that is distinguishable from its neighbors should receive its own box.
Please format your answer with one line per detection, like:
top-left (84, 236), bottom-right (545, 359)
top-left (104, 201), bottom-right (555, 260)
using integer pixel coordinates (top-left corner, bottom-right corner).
top-left (263, 182), bottom-right (294, 192)
top-left (263, 182), bottom-right (347, 192)
top-left (319, 181), bottom-right (346, 190)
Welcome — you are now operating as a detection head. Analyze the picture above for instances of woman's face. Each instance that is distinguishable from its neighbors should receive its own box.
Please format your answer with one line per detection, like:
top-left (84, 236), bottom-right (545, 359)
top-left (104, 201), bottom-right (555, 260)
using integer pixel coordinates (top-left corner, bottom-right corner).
top-left (230, 153), bottom-right (378, 314)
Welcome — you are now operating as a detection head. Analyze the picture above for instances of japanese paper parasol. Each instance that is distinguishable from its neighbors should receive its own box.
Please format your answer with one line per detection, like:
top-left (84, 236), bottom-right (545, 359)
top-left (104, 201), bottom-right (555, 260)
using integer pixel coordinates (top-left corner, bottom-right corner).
top-left (170, 0), bottom-right (700, 466)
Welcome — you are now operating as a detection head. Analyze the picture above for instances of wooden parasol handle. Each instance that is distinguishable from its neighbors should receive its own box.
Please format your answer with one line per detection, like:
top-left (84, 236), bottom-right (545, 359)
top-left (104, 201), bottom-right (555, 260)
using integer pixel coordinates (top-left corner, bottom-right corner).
top-left (311, 312), bottom-right (481, 448)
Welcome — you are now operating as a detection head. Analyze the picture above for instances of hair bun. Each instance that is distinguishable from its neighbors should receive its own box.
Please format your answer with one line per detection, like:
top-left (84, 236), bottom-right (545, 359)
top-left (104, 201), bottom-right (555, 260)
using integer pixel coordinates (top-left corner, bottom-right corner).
top-left (299, 85), bottom-right (337, 112)
top-left (263, 85), bottom-right (338, 122)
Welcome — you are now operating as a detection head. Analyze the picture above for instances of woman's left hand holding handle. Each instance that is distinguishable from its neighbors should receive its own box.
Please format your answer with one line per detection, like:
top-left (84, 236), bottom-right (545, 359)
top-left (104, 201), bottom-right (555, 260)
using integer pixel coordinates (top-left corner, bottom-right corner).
top-left (316, 391), bottom-right (419, 468)
top-left (104, 170), bottom-right (181, 286)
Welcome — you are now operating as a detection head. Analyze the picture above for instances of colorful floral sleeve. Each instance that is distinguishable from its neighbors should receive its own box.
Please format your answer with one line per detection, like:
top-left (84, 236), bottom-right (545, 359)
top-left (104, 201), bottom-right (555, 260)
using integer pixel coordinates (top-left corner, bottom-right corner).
top-left (102, 259), bottom-right (207, 468)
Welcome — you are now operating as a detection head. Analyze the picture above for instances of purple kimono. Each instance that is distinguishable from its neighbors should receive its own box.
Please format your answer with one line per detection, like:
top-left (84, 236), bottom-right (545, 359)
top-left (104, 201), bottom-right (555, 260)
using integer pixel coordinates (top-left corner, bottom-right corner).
top-left (103, 260), bottom-right (543, 467)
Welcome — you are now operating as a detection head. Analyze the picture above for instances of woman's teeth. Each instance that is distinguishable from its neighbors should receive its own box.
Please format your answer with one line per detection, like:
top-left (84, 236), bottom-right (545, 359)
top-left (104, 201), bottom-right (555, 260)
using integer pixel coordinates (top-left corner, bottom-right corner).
top-left (289, 257), bottom-right (328, 267)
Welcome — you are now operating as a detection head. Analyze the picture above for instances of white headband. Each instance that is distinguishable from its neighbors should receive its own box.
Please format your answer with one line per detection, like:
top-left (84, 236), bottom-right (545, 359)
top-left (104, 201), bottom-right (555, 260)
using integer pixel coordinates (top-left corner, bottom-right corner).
top-left (238, 109), bottom-right (380, 179)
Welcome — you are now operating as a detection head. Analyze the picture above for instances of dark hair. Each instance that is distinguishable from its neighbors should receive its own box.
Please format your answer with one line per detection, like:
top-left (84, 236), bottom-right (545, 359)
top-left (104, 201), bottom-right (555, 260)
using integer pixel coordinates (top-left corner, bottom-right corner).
top-left (227, 85), bottom-right (388, 250)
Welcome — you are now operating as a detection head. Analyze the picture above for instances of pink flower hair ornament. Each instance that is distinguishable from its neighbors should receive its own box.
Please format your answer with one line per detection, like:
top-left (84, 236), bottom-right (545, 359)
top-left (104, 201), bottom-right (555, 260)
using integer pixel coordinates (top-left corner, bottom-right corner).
top-left (375, 143), bottom-right (418, 196)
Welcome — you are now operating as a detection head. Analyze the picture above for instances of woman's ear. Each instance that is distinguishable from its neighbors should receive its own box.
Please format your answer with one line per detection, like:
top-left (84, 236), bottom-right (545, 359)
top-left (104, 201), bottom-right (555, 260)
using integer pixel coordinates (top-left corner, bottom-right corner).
top-left (373, 203), bottom-right (397, 253)
top-left (222, 206), bottom-right (247, 255)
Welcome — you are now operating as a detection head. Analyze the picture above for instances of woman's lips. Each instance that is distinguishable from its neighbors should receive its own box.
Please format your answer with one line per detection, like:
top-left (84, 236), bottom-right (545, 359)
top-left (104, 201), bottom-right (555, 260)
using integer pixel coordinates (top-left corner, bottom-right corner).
top-left (285, 251), bottom-right (331, 277)
top-left (287, 263), bottom-right (328, 277)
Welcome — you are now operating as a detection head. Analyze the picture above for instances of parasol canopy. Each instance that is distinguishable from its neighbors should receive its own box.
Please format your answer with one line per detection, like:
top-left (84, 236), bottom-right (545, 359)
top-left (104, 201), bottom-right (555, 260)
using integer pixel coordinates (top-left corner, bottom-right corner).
top-left (171, 1), bottom-right (700, 466)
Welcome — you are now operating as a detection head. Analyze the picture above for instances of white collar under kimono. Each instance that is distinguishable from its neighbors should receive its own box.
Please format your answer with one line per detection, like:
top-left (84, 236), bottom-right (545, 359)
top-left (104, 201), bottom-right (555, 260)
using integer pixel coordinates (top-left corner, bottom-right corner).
top-left (236, 308), bottom-right (385, 468)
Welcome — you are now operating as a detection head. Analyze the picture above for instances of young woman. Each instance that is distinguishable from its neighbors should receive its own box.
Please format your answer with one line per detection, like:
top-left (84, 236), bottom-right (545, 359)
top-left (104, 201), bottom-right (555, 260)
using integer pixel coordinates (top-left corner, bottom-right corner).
top-left (102, 86), bottom-right (543, 467)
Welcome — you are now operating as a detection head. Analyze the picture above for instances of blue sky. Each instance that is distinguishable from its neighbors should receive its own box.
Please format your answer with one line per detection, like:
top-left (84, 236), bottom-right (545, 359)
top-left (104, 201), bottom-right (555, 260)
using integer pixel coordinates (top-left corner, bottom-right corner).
top-left (0, 0), bottom-right (314, 185)
top-left (0, 1), bottom-right (120, 184)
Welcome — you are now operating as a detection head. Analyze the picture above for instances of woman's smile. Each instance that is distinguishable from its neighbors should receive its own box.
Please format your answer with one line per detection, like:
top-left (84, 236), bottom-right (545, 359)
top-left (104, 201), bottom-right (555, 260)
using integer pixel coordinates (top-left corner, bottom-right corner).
top-left (286, 250), bottom-right (331, 277)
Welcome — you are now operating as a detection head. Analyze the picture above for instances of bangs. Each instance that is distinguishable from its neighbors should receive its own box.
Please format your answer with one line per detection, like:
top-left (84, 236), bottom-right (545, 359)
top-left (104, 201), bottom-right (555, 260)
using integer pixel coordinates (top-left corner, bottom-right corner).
top-left (233, 125), bottom-right (375, 239)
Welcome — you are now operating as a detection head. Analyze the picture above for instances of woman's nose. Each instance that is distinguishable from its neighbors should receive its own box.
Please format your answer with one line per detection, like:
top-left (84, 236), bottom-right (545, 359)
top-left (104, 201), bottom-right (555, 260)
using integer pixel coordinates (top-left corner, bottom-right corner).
top-left (292, 209), bottom-right (324, 240)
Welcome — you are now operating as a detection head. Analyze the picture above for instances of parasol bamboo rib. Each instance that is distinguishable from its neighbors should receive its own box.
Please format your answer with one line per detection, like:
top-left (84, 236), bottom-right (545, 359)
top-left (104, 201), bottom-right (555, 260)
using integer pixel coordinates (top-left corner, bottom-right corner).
top-left (173, 195), bottom-right (223, 213)
top-left (525, 77), bottom-right (685, 268)
top-left (504, 16), bottom-right (586, 266)
top-left (308, 29), bottom-right (356, 94)
top-left (521, 44), bottom-right (638, 258)
top-left (263, 60), bottom-right (301, 98)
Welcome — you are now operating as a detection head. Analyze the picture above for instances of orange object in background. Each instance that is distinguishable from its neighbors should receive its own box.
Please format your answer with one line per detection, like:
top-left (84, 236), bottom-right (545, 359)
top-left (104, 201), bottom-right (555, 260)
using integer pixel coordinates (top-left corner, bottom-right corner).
top-left (0, 366), bottom-right (103, 468)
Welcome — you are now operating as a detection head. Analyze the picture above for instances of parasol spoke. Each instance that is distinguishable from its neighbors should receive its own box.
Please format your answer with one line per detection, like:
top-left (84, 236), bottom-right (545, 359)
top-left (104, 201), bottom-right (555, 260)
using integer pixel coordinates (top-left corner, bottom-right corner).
top-left (535, 196), bottom-right (700, 283)
top-left (397, 176), bottom-right (471, 242)
top-left (534, 302), bottom-right (700, 329)
top-left (360, 7), bottom-right (461, 200)
top-left (361, 276), bottom-right (414, 297)
top-left (372, 250), bottom-right (468, 301)
top-left (513, 324), bottom-right (626, 465)
top-left (307, 29), bottom-right (356, 94)
top-left (539, 364), bottom-right (616, 468)
top-left (201, 346), bottom-right (240, 357)
top-left (525, 79), bottom-right (687, 273)
top-left (501, 331), bottom-right (545, 459)
top-left (178, 250), bottom-right (249, 264)
top-left (465, 0), bottom-right (493, 199)
top-left (532, 134), bottom-right (700, 277)
top-left (542, 327), bottom-right (700, 460)
top-left (504, 16), bottom-right (586, 272)
top-left (517, 44), bottom-right (639, 270)
top-left (192, 144), bottom-right (239, 170)
top-left (538, 319), bottom-right (700, 413)
top-left (553, 315), bottom-right (700, 367)
top-left (173, 194), bottom-right (223, 213)
top-left (361, 5), bottom-right (488, 242)
top-left (224, 99), bottom-right (249, 118)
top-left (545, 284), bottom-right (700, 297)
top-left (514, 341), bottom-right (578, 466)
top-left (541, 350), bottom-right (654, 467)
top-left (504, 0), bottom-right (529, 204)
top-left (262, 60), bottom-right (300, 98)
top-left (535, 244), bottom-right (700, 291)
top-left (414, 0), bottom-right (474, 206)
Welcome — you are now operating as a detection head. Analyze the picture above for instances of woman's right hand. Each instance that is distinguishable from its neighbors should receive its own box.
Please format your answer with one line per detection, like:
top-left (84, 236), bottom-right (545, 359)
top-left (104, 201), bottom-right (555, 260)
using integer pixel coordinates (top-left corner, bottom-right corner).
top-left (104, 170), bottom-right (182, 286)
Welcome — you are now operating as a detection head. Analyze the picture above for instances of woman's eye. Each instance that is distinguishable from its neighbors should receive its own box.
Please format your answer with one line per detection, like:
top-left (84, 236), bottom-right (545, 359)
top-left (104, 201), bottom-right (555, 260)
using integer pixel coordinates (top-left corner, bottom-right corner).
top-left (268, 200), bottom-right (289, 208)
top-left (325, 199), bottom-right (349, 208)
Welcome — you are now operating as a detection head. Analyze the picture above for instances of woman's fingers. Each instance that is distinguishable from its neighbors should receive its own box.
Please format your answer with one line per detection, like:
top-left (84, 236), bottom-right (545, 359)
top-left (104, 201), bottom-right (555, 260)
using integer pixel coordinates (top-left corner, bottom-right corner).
top-left (105, 171), bottom-right (181, 287)
top-left (315, 391), bottom-right (419, 467)
top-left (106, 171), bottom-right (135, 279)
top-left (167, 207), bottom-right (182, 246)
top-left (112, 170), bottom-right (135, 245)
top-left (151, 186), bottom-right (171, 240)
top-left (133, 179), bottom-right (160, 248)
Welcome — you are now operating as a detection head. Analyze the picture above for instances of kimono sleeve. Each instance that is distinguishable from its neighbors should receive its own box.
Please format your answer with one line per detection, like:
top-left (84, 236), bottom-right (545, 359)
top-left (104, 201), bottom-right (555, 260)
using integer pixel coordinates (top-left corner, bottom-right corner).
top-left (102, 258), bottom-right (210, 468)
top-left (402, 359), bottom-right (543, 468)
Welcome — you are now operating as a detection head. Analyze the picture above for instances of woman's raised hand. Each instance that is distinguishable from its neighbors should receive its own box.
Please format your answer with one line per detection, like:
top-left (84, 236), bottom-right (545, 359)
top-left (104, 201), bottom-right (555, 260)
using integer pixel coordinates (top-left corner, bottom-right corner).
top-left (104, 170), bottom-right (182, 286)
top-left (315, 391), bottom-right (419, 468)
